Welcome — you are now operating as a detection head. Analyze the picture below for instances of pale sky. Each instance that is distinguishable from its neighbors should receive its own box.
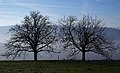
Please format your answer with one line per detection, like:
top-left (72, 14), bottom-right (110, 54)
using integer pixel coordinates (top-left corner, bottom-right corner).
top-left (0, 0), bottom-right (120, 27)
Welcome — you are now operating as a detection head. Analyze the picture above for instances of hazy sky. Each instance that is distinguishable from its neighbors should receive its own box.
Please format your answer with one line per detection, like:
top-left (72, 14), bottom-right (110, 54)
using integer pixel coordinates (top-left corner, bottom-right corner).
top-left (0, 0), bottom-right (120, 27)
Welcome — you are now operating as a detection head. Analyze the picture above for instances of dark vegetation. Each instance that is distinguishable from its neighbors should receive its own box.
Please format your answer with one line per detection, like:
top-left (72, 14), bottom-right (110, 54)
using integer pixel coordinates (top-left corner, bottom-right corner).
top-left (2, 11), bottom-right (119, 61)
top-left (3, 11), bottom-right (57, 61)
top-left (0, 60), bottom-right (119, 73)
top-left (59, 15), bottom-right (117, 61)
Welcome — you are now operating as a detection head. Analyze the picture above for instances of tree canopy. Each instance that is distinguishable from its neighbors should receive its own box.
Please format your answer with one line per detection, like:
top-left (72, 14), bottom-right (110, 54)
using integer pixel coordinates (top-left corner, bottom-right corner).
top-left (3, 11), bottom-right (57, 60)
top-left (59, 15), bottom-right (117, 61)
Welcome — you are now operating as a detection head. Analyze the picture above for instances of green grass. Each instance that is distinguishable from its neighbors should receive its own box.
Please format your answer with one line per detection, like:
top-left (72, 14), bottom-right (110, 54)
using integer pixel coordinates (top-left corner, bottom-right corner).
top-left (0, 60), bottom-right (119, 73)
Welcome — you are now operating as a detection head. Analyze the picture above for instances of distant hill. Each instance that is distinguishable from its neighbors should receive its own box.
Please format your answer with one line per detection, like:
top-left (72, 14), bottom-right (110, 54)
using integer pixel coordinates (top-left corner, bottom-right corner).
top-left (0, 26), bottom-right (11, 43)
top-left (105, 27), bottom-right (120, 40)
top-left (0, 26), bottom-right (120, 60)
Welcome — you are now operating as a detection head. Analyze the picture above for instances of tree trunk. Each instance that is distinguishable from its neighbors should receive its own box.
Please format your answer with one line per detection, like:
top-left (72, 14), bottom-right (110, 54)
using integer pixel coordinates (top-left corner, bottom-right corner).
top-left (82, 51), bottom-right (85, 61)
top-left (34, 51), bottom-right (37, 61)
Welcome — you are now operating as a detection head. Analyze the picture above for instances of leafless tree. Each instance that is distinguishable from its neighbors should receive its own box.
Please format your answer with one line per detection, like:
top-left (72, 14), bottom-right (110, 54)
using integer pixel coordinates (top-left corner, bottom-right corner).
top-left (59, 15), bottom-right (117, 61)
top-left (3, 11), bottom-right (57, 61)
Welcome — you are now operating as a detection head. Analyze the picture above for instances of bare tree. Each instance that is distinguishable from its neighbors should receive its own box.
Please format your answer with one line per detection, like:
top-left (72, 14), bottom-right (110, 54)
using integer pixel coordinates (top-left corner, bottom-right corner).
top-left (59, 15), bottom-right (117, 61)
top-left (3, 11), bottom-right (57, 61)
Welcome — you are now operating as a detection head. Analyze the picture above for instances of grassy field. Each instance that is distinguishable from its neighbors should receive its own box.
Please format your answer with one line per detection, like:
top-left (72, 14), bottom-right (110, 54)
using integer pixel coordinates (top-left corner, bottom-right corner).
top-left (0, 60), bottom-right (119, 73)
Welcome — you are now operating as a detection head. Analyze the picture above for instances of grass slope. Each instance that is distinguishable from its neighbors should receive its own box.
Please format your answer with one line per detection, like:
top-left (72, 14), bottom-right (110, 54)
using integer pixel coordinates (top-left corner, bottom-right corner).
top-left (0, 60), bottom-right (119, 73)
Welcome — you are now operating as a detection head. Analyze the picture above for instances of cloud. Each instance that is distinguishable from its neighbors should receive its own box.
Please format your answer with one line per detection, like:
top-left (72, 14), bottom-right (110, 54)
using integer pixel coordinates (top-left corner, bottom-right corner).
top-left (0, 2), bottom-right (60, 25)
top-left (0, 0), bottom-right (82, 26)
top-left (96, 0), bottom-right (100, 1)
top-left (0, 19), bottom-right (20, 26)
top-left (14, 2), bottom-right (80, 10)
top-left (0, 1), bottom-right (80, 13)
top-left (96, 0), bottom-right (101, 2)
top-left (116, 16), bottom-right (120, 18)
top-left (0, 15), bottom-right (22, 19)
top-left (0, 14), bottom-right (23, 26)
top-left (82, 0), bottom-right (92, 15)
